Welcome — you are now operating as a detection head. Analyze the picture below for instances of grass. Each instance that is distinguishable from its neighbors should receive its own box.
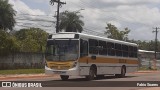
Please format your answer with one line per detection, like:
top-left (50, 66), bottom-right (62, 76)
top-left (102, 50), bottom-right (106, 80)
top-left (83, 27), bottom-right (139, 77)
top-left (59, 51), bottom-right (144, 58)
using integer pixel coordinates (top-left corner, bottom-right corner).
top-left (0, 69), bottom-right (44, 75)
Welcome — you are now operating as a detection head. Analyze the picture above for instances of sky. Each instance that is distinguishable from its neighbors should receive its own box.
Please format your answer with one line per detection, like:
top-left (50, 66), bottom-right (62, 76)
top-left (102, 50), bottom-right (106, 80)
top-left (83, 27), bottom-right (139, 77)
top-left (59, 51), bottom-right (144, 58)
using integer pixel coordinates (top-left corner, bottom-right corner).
top-left (8, 0), bottom-right (160, 41)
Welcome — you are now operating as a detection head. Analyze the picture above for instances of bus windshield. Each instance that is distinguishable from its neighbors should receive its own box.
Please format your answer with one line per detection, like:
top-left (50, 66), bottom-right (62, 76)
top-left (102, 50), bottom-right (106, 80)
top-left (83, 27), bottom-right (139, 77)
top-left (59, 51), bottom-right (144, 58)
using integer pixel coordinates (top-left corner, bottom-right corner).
top-left (45, 40), bottom-right (79, 61)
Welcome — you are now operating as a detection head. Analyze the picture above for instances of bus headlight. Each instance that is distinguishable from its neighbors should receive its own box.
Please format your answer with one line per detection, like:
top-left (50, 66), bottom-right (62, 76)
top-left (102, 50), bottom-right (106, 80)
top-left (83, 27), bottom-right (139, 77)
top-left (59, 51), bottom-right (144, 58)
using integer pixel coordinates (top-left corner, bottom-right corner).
top-left (72, 62), bottom-right (77, 68)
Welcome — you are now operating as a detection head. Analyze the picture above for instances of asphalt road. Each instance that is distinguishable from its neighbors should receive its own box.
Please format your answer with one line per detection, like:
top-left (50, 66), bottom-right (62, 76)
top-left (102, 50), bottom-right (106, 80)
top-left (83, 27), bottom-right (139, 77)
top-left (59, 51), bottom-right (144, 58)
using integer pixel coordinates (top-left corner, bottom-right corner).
top-left (0, 71), bottom-right (160, 90)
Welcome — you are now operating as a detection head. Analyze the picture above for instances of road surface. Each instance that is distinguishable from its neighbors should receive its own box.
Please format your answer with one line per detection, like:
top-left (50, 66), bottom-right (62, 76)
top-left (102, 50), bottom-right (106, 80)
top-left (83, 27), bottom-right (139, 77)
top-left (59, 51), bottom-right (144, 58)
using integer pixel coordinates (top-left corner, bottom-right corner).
top-left (0, 71), bottom-right (160, 90)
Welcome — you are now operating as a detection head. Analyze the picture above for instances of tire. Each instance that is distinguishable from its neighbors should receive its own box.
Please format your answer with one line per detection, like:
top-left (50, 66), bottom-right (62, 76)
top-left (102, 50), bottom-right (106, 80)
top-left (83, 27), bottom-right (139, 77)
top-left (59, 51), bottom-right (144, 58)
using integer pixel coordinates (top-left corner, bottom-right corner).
top-left (121, 67), bottom-right (126, 78)
top-left (60, 75), bottom-right (69, 81)
top-left (115, 74), bottom-right (120, 78)
top-left (85, 66), bottom-right (95, 80)
top-left (115, 67), bottom-right (126, 78)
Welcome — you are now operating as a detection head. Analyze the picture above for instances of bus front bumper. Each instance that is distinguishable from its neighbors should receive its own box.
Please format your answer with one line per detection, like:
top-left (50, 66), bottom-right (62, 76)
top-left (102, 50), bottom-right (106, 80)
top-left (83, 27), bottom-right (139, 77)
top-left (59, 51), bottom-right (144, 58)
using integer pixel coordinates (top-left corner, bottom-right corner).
top-left (45, 66), bottom-right (79, 76)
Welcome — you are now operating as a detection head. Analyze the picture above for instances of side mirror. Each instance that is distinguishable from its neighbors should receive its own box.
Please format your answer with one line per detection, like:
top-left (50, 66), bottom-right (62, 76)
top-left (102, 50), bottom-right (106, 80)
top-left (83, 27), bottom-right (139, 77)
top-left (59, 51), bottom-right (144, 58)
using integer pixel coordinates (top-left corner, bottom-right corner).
top-left (91, 56), bottom-right (96, 60)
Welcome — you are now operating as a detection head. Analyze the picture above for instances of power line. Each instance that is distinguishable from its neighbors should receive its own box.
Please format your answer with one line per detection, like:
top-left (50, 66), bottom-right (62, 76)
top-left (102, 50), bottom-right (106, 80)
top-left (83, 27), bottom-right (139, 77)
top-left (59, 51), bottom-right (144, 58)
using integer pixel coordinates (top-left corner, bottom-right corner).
top-left (16, 25), bottom-right (54, 30)
top-left (16, 18), bottom-right (55, 23)
top-left (83, 27), bottom-right (107, 37)
top-left (17, 14), bottom-right (54, 17)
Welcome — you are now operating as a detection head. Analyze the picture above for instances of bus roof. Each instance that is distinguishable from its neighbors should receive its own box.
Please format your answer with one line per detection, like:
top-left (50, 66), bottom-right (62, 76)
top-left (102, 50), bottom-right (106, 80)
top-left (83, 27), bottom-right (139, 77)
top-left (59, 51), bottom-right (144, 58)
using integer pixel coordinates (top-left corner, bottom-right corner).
top-left (50, 32), bottom-right (137, 47)
top-left (139, 49), bottom-right (160, 53)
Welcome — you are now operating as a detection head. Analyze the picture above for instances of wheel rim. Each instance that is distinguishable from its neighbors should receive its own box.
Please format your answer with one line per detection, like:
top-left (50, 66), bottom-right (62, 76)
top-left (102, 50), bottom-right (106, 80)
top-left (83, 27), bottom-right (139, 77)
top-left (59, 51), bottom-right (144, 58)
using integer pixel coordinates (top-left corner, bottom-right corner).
top-left (89, 67), bottom-right (95, 80)
top-left (122, 68), bottom-right (125, 77)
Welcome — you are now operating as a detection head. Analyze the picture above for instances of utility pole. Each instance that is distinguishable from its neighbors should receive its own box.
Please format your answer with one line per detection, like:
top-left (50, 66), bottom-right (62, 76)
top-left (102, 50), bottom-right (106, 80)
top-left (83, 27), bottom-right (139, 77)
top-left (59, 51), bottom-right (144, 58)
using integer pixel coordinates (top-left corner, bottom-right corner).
top-left (50, 0), bottom-right (66, 33)
top-left (152, 27), bottom-right (160, 69)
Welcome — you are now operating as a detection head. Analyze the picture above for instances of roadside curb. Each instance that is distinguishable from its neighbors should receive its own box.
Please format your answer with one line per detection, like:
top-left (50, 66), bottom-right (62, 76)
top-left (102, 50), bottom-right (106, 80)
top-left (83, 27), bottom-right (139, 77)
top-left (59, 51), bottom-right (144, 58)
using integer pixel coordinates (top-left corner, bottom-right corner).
top-left (130, 70), bottom-right (160, 74)
top-left (136, 70), bottom-right (159, 73)
top-left (0, 74), bottom-right (59, 80)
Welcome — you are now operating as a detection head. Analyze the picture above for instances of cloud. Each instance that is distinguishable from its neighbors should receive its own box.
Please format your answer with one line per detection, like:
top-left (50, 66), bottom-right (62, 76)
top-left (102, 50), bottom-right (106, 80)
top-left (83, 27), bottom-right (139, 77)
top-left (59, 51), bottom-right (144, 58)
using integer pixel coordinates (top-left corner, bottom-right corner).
top-left (129, 26), bottom-right (155, 40)
top-left (84, 0), bottom-right (160, 8)
top-left (9, 0), bottom-right (45, 15)
top-left (8, 0), bottom-right (55, 33)
top-left (64, 0), bottom-right (160, 40)
top-left (115, 5), bottom-right (160, 25)
top-left (8, 0), bottom-right (160, 40)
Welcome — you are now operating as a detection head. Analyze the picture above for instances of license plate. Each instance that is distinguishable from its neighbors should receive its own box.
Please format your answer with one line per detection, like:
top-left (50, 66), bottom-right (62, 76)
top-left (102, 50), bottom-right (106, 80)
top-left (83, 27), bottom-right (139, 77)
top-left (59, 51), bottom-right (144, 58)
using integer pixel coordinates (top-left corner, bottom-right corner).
top-left (53, 71), bottom-right (66, 74)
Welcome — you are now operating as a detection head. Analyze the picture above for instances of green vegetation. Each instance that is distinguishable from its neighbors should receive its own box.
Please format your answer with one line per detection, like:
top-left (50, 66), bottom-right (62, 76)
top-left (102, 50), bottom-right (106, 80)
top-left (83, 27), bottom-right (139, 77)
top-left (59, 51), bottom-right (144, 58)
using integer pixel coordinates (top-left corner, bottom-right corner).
top-left (15, 28), bottom-right (48, 52)
top-left (59, 10), bottom-right (84, 32)
top-left (0, 1), bottom-right (49, 56)
top-left (0, 28), bottom-right (48, 56)
top-left (129, 40), bottom-right (159, 51)
top-left (105, 23), bottom-right (130, 41)
top-left (104, 23), bottom-right (160, 51)
top-left (139, 66), bottom-right (158, 71)
top-left (0, 30), bottom-right (20, 55)
top-left (0, 69), bottom-right (44, 75)
top-left (0, 0), bottom-right (16, 30)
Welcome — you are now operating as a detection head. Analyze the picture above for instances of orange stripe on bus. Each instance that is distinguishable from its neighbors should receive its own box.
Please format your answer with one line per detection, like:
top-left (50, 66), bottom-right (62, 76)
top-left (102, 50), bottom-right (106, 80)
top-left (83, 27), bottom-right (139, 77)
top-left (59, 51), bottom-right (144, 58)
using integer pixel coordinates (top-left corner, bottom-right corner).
top-left (78, 57), bottom-right (138, 64)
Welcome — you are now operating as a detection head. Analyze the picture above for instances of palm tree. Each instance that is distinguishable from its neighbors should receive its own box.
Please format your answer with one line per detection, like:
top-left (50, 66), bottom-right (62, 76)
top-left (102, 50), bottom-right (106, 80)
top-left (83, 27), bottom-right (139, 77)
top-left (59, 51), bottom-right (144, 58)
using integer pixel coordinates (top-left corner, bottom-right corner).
top-left (0, 0), bottom-right (16, 31)
top-left (59, 10), bottom-right (84, 33)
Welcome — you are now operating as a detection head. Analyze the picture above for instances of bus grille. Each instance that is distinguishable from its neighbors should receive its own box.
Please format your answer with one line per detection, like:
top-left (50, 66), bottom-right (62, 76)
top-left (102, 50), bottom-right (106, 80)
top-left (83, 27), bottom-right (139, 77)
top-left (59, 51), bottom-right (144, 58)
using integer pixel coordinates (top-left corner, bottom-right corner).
top-left (51, 66), bottom-right (71, 70)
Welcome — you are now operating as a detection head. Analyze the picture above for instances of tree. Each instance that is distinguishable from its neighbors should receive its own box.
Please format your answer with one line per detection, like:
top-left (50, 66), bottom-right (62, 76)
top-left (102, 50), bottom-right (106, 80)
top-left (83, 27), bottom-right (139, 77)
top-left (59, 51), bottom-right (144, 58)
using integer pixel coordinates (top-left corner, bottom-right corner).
top-left (59, 10), bottom-right (84, 32)
top-left (0, 30), bottom-right (19, 56)
top-left (15, 28), bottom-right (48, 52)
top-left (128, 39), bottom-right (160, 52)
top-left (105, 23), bottom-right (130, 41)
top-left (0, 0), bottom-right (16, 31)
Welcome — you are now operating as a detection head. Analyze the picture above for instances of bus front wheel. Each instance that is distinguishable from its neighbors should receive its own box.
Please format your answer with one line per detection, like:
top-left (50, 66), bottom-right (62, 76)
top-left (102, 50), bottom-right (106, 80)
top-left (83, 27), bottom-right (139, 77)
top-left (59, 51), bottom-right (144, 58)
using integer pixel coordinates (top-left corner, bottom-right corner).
top-left (85, 66), bottom-right (96, 80)
top-left (60, 75), bottom-right (69, 81)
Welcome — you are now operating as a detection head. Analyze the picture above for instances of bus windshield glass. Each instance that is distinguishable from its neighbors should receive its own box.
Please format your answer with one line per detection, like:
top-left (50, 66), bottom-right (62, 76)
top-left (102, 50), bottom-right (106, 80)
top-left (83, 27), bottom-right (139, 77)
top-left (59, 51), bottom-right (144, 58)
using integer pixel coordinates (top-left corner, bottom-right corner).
top-left (45, 40), bottom-right (79, 61)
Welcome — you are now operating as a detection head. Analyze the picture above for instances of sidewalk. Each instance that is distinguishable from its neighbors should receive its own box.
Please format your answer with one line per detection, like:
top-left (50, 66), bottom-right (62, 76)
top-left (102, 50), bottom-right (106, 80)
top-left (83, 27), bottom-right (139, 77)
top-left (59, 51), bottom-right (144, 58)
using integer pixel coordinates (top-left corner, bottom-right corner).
top-left (138, 87), bottom-right (160, 90)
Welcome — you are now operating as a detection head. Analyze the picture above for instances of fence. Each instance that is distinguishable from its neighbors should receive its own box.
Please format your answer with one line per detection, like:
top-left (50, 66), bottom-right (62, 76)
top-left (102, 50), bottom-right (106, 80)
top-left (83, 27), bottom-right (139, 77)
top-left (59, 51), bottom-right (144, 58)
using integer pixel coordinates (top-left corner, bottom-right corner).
top-left (138, 50), bottom-right (160, 69)
top-left (0, 52), bottom-right (44, 70)
top-left (1, 50), bottom-right (160, 70)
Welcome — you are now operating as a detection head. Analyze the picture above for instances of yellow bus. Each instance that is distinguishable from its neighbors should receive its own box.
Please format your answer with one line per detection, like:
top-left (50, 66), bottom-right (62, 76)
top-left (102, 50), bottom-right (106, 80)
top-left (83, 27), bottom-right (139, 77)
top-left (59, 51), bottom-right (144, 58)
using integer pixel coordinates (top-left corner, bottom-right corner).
top-left (45, 32), bottom-right (138, 80)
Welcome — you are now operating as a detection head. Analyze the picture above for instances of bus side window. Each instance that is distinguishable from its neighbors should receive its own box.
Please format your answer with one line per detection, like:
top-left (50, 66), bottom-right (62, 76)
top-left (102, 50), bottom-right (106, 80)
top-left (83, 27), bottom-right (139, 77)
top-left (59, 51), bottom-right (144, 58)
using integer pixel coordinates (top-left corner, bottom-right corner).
top-left (89, 39), bottom-right (98, 54)
top-left (99, 40), bottom-right (107, 55)
top-left (129, 46), bottom-right (134, 57)
top-left (80, 39), bottom-right (88, 57)
top-left (107, 42), bottom-right (115, 56)
top-left (122, 45), bottom-right (128, 57)
top-left (115, 43), bottom-right (122, 57)
top-left (134, 47), bottom-right (138, 58)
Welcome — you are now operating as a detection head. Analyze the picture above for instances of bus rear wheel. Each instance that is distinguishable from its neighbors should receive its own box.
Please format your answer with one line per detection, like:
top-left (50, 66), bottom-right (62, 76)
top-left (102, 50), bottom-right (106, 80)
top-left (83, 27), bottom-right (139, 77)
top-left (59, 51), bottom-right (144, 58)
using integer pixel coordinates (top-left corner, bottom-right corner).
top-left (60, 75), bottom-right (69, 81)
top-left (115, 66), bottom-right (126, 78)
top-left (85, 66), bottom-right (96, 80)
